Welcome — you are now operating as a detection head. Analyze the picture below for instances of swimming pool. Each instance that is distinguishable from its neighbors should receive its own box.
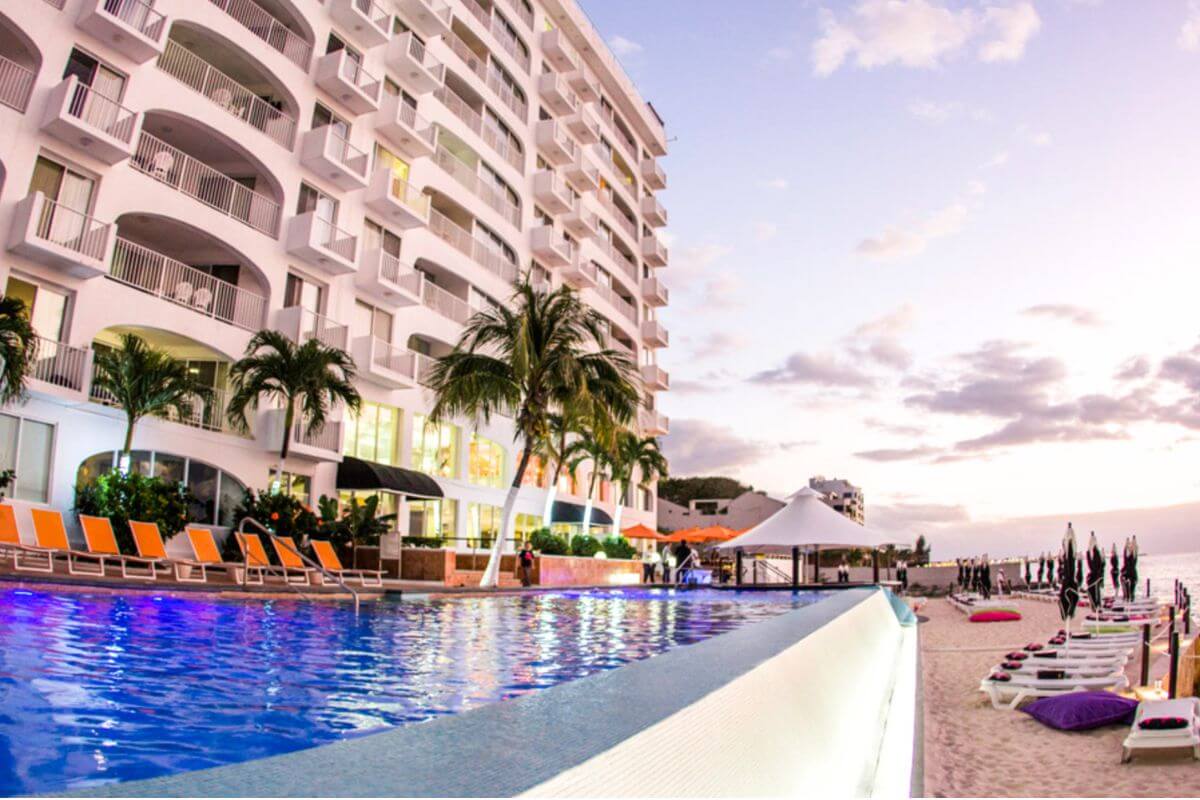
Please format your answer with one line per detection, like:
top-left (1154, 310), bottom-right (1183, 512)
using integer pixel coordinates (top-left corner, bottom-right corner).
top-left (0, 585), bottom-right (826, 795)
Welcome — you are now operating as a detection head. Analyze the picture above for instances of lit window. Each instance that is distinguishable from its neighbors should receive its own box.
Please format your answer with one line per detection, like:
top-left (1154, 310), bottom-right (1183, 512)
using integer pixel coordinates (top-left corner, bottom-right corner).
top-left (0, 413), bottom-right (53, 503)
top-left (467, 502), bottom-right (503, 547)
top-left (468, 433), bottom-right (505, 488)
top-left (412, 413), bottom-right (458, 478)
top-left (408, 498), bottom-right (457, 541)
top-left (344, 401), bottom-right (400, 465)
top-left (520, 452), bottom-right (546, 487)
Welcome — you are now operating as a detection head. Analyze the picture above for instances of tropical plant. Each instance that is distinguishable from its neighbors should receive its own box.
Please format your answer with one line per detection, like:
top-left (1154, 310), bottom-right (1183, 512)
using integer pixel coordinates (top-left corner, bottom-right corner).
top-left (0, 295), bottom-right (37, 405)
top-left (562, 426), bottom-right (616, 538)
top-left (75, 471), bottom-right (194, 554)
top-left (600, 535), bottom-right (636, 560)
top-left (0, 468), bottom-right (15, 499)
top-left (223, 488), bottom-right (322, 562)
top-left (225, 330), bottom-right (361, 484)
top-left (402, 535), bottom-right (445, 549)
top-left (90, 333), bottom-right (211, 465)
top-left (317, 494), bottom-right (397, 567)
top-left (425, 281), bottom-right (638, 587)
top-left (607, 431), bottom-right (669, 536)
top-left (569, 533), bottom-right (601, 558)
top-left (529, 527), bottom-right (568, 555)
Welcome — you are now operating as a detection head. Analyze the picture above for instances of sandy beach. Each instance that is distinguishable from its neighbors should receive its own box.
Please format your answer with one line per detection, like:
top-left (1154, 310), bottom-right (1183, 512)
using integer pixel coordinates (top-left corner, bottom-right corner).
top-left (921, 597), bottom-right (1197, 798)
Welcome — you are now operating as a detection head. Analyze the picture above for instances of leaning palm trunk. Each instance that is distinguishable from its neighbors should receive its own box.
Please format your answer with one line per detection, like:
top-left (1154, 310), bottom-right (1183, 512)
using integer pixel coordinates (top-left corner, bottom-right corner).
top-left (540, 483), bottom-right (558, 528)
top-left (480, 448), bottom-right (533, 588)
top-left (610, 482), bottom-right (624, 536)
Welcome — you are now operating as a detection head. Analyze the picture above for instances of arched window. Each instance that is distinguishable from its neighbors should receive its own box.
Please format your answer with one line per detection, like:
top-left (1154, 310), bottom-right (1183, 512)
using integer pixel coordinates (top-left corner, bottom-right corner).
top-left (77, 451), bottom-right (247, 527)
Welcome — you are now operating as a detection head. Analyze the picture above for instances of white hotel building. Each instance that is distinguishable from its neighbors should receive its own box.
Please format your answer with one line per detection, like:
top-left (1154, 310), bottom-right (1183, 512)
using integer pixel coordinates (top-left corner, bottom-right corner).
top-left (0, 0), bottom-right (668, 556)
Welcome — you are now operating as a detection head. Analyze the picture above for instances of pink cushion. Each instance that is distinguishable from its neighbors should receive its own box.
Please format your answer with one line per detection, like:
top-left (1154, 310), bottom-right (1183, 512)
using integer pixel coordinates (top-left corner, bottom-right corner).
top-left (971, 609), bottom-right (1023, 623)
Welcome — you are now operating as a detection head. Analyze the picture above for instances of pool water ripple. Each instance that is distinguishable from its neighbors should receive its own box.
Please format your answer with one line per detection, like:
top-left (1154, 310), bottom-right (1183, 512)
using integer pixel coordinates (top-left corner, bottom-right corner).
top-left (0, 586), bottom-right (822, 794)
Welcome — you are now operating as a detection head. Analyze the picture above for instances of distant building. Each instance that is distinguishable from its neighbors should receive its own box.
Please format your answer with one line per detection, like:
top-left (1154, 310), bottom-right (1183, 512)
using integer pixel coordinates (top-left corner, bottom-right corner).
top-left (658, 491), bottom-right (785, 532)
top-left (809, 476), bottom-right (865, 524)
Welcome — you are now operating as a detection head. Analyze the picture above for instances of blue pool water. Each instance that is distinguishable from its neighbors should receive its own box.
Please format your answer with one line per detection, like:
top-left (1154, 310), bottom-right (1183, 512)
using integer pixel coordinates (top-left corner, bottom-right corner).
top-left (0, 585), bottom-right (824, 795)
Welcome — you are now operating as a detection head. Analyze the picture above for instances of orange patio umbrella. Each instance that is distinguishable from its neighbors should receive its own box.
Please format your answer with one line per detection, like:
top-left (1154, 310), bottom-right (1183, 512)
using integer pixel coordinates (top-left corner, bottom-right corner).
top-left (622, 523), bottom-right (665, 541)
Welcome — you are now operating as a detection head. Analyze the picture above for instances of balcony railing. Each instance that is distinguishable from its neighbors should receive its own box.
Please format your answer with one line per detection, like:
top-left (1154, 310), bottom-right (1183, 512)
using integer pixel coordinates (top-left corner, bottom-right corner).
top-left (603, 238), bottom-right (639, 283)
top-left (321, 127), bottom-right (370, 178)
top-left (208, 0), bottom-right (313, 69)
top-left (375, 250), bottom-right (424, 293)
top-left (294, 419), bottom-right (342, 452)
top-left (311, 217), bottom-right (358, 263)
top-left (499, 0), bottom-right (533, 29)
top-left (433, 146), bottom-right (520, 228)
top-left (401, 32), bottom-right (446, 83)
top-left (369, 337), bottom-right (417, 378)
top-left (428, 208), bottom-right (519, 283)
top-left (393, 100), bottom-right (437, 148)
top-left (412, 350), bottom-right (436, 385)
top-left (283, 305), bottom-right (350, 350)
top-left (598, 189), bottom-right (638, 243)
top-left (443, 28), bottom-right (528, 120)
top-left (133, 132), bottom-right (282, 236)
top-left (63, 79), bottom-right (138, 145)
top-left (0, 55), bottom-right (35, 112)
top-left (595, 282), bottom-right (637, 322)
top-left (338, 52), bottom-right (381, 99)
top-left (158, 39), bottom-right (297, 149)
top-left (31, 336), bottom-right (89, 392)
top-left (420, 277), bottom-right (472, 324)
top-left (433, 85), bottom-right (524, 172)
top-left (110, 237), bottom-right (269, 331)
top-left (92, 382), bottom-right (235, 435)
top-left (31, 195), bottom-right (111, 263)
top-left (463, 0), bottom-right (530, 72)
top-left (599, 103), bottom-right (639, 164)
top-left (100, 0), bottom-right (167, 42)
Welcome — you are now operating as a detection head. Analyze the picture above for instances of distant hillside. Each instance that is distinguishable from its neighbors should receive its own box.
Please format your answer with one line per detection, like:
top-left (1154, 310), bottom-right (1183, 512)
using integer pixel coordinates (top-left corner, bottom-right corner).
top-left (658, 476), bottom-right (754, 507)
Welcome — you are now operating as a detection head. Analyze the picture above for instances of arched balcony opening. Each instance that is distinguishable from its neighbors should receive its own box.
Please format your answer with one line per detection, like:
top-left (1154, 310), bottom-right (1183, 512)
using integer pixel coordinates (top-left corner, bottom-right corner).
top-left (209, 0), bottom-right (315, 71)
top-left (158, 22), bottom-right (300, 149)
top-left (426, 188), bottom-right (520, 285)
top-left (0, 13), bottom-right (41, 112)
top-left (110, 212), bottom-right (271, 333)
top-left (133, 110), bottom-right (286, 237)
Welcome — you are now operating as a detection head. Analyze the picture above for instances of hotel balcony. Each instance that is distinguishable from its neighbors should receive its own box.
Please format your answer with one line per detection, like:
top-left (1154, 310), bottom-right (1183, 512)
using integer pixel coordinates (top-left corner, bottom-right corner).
top-left (641, 319), bottom-right (669, 348)
top-left (564, 151), bottom-right (600, 192)
top-left (395, 0), bottom-right (452, 38)
top-left (565, 103), bottom-right (600, 145)
top-left (209, 0), bottom-right (313, 70)
top-left (537, 71), bottom-right (577, 116)
top-left (641, 195), bottom-right (668, 228)
top-left (365, 168), bottom-right (431, 229)
top-left (377, 92), bottom-right (438, 159)
top-left (31, 335), bottom-right (92, 399)
top-left (315, 49), bottom-right (382, 115)
top-left (640, 408), bottom-right (669, 436)
top-left (355, 248), bottom-right (423, 307)
top-left (286, 213), bottom-right (359, 275)
top-left (276, 305), bottom-right (350, 351)
top-left (259, 409), bottom-right (343, 460)
top-left (432, 146), bottom-right (521, 228)
top-left (563, 196), bottom-right (599, 239)
top-left (562, 254), bottom-right (597, 289)
top-left (385, 32), bottom-right (445, 95)
top-left (540, 28), bottom-right (577, 72)
top-left (530, 224), bottom-right (573, 268)
top-left (532, 169), bottom-right (572, 214)
top-left (328, 0), bottom-right (391, 49)
top-left (353, 336), bottom-right (420, 389)
top-left (642, 233), bottom-right (669, 267)
top-left (0, 56), bottom-right (36, 113)
top-left (567, 66), bottom-right (600, 103)
top-left (41, 77), bottom-right (140, 164)
top-left (535, 119), bottom-right (577, 167)
top-left (8, 192), bottom-right (113, 279)
top-left (641, 276), bottom-right (669, 307)
top-left (640, 364), bottom-right (670, 391)
top-left (93, 380), bottom-right (237, 436)
top-left (641, 157), bottom-right (667, 191)
top-left (76, 0), bottom-right (167, 63)
top-left (300, 125), bottom-right (370, 190)
top-left (428, 208), bottom-right (519, 282)
top-left (419, 277), bottom-right (472, 325)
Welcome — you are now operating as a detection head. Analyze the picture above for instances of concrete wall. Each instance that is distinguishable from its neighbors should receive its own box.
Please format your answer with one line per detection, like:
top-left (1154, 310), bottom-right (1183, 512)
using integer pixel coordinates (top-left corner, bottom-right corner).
top-left (535, 554), bottom-right (641, 587)
top-left (658, 491), bottom-right (784, 532)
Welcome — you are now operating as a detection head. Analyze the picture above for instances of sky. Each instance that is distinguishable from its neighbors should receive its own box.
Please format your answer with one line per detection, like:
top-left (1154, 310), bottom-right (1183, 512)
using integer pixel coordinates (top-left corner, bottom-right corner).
top-left (580, 0), bottom-right (1200, 558)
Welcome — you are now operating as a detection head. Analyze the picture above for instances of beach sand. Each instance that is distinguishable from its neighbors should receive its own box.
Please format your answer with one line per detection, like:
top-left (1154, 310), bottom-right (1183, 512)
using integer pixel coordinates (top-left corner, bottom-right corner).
top-left (921, 597), bottom-right (1197, 798)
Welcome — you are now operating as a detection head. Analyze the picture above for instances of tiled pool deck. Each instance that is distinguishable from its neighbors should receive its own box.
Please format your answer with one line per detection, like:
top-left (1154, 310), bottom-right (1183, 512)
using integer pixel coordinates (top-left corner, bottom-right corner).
top-left (64, 589), bottom-right (877, 798)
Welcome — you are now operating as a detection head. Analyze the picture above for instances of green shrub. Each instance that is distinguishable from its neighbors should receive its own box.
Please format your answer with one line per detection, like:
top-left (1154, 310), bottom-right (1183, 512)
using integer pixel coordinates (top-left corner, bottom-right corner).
top-left (223, 489), bottom-right (321, 563)
top-left (74, 471), bottom-right (194, 554)
top-left (402, 536), bottom-right (445, 549)
top-left (601, 535), bottom-right (636, 560)
top-left (569, 534), bottom-right (601, 558)
top-left (530, 527), bottom-right (568, 555)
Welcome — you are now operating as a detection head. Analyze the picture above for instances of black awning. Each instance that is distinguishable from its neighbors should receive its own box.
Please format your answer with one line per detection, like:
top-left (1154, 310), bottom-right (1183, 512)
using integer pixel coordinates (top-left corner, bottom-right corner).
top-left (551, 500), bottom-right (613, 526)
top-left (337, 457), bottom-right (444, 499)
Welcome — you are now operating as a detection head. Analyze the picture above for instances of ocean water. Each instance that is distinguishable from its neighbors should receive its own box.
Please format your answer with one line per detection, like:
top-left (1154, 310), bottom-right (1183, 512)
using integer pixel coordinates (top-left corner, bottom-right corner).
top-left (1134, 551), bottom-right (1200, 608)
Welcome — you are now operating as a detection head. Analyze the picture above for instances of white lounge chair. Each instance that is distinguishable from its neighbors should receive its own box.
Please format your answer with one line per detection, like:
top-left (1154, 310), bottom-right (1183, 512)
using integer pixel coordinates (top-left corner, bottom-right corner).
top-left (980, 670), bottom-right (1130, 710)
top-left (1122, 698), bottom-right (1200, 763)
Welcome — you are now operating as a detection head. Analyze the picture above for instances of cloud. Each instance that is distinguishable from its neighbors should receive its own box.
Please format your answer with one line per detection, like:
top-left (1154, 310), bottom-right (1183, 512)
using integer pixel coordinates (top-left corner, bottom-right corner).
top-left (752, 221), bottom-right (779, 242)
top-left (846, 304), bottom-right (917, 370)
top-left (759, 177), bottom-right (789, 190)
top-left (853, 304), bottom-right (917, 339)
top-left (1022, 304), bottom-right (1104, 327)
top-left (750, 351), bottom-right (876, 388)
top-left (1181, 1), bottom-right (1200, 51)
top-left (864, 417), bottom-right (927, 437)
top-left (690, 332), bottom-right (748, 359)
top-left (660, 419), bottom-right (771, 475)
top-left (699, 271), bottom-right (744, 310)
top-left (608, 35), bottom-right (643, 57)
top-left (871, 501), bottom-right (971, 533)
top-left (856, 202), bottom-right (968, 260)
top-left (982, 150), bottom-right (1010, 168)
top-left (854, 445), bottom-right (942, 462)
top-left (1115, 356), bottom-right (1151, 382)
top-left (812, 0), bottom-right (1041, 76)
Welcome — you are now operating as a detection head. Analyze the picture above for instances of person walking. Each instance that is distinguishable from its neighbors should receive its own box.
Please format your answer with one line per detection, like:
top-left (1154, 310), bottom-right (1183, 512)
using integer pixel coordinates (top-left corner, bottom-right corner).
top-left (641, 548), bottom-right (656, 584)
top-left (662, 544), bottom-right (676, 584)
top-left (517, 540), bottom-right (536, 587)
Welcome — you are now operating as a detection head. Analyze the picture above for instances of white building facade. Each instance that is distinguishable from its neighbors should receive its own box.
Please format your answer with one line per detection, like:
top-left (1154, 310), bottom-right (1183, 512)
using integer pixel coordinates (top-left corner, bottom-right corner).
top-left (0, 0), bottom-right (668, 555)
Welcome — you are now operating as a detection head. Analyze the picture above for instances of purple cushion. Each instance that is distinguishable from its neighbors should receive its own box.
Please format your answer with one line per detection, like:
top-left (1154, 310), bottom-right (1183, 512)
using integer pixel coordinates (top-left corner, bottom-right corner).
top-left (1021, 692), bottom-right (1138, 731)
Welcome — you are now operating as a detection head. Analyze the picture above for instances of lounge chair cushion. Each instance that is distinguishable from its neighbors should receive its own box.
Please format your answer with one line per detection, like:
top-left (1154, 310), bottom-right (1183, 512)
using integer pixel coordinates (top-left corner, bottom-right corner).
top-left (1005, 651), bottom-right (1029, 661)
top-left (1139, 716), bottom-right (1189, 731)
top-left (1021, 691), bottom-right (1138, 731)
top-left (970, 608), bottom-right (1022, 623)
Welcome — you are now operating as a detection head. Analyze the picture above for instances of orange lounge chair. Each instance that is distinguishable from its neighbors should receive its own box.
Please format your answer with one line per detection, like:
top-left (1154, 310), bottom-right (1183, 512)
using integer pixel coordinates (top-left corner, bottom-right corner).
top-left (0, 504), bottom-right (53, 573)
top-left (269, 536), bottom-right (316, 586)
top-left (235, 531), bottom-right (299, 586)
top-left (31, 508), bottom-right (105, 577)
top-left (311, 539), bottom-right (384, 587)
top-left (190, 527), bottom-right (263, 585)
top-left (79, 515), bottom-right (166, 581)
top-left (128, 520), bottom-right (210, 583)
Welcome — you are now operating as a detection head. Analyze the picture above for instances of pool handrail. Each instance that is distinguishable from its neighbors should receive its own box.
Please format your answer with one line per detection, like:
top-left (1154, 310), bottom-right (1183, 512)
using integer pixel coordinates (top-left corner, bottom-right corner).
top-left (237, 517), bottom-right (362, 614)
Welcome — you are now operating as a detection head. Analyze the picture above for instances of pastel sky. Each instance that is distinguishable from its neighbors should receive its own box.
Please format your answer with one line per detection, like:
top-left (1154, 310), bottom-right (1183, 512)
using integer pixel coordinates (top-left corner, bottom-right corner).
top-left (582, 0), bottom-right (1200, 558)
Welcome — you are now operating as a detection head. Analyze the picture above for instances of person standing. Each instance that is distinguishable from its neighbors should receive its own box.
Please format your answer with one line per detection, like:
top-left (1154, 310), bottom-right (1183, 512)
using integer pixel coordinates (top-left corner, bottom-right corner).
top-left (898, 560), bottom-right (909, 592)
top-left (518, 540), bottom-right (536, 587)
top-left (641, 548), bottom-right (656, 584)
top-left (662, 544), bottom-right (677, 584)
top-left (981, 556), bottom-right (992, 600)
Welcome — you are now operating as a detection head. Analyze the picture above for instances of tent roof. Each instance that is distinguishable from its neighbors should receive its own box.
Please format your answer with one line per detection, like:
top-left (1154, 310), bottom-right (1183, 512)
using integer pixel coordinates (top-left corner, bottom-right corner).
top-left (715, 487), bottom-right (907, 554)
top-left (337, 457), bottom-right (443, 498)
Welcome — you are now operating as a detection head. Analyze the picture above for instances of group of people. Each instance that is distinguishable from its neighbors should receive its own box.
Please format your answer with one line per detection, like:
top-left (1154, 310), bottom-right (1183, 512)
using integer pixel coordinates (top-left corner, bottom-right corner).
top-left (956, 556), bottom-right (995, 599)
top-left (640, 540), bottom-right (701, 584)
top-left (955, 531), bottom-right (1142, 600)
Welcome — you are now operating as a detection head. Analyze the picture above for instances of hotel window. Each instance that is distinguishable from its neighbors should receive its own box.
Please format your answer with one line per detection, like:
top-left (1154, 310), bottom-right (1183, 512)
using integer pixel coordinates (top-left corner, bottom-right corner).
top-left (284, 272), bottom-right (325, 315)
top-left (374, 143), bottom-right (410, 181)
top-left (30, 155), bottom-right (95, 220)
top-left (338, 490), bottom-right (399, 521)
top-left (514, 513), bottom-right (540, 540)
top-left (467, 502), bottom-right (502, 547)
top-left (640, 486), bottom-right (654, 512)
top-left (297, 182), bottom-right (340, 228)
top-left (412, 413), bottom-right (458, 477)
top-left (520, 452), bottom-right (546, 487)
top-left (468, 434), bottom-right (505, 488)
top-left (351, 300), bottom-right (393, 344)
top-left (63, 47), bottom-right (126, 102)
top-left (408, 497), bottom-right (456, 541)
top-left (0, 413), bottom-right (53, 503)
top-left (311, 102), bottom-right (350, 138)
top-left (6, 276), bottom-right (69, 343)
top-left (343, 401), bottom-right (401, 465)
top-left (363, 219), bottom-right (403, 259)
top-left (76, 450), bottom-right (248, 526)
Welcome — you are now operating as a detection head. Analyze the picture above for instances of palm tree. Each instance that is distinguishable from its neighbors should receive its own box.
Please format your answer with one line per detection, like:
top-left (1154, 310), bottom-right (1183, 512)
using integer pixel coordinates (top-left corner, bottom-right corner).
top-left (226, 330), bottom-right (361, 485)
top-left (0, 295), bottom-right (38, 405)
top-left (426, 281), bottom-right (638, 587)
top-left (536, 394), bottom-right (592, 528)
top-left (608, 431), bottom-right (669, 537)
top-left (562, 419), bottom-right (617, 539)
top-left (90, 332), bottom-right (212, 468)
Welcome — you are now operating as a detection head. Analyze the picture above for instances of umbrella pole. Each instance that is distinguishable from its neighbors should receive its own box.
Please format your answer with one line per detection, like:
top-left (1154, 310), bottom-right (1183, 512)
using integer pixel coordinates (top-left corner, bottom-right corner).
top-left (813, 545), bottom-right (820, 584)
